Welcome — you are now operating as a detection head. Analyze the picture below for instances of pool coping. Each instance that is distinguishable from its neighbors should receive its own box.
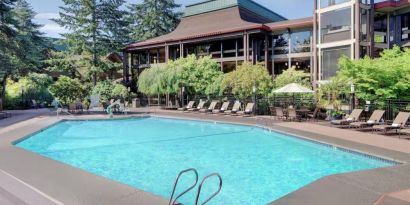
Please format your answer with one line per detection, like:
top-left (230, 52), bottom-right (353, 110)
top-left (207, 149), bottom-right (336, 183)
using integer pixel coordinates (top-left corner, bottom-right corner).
top-left (1, 113), bottom-right (410, 205)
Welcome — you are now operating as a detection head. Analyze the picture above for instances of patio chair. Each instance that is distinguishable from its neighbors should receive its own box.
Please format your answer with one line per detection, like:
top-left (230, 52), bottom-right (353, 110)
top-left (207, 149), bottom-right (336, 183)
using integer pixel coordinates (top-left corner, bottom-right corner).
top-left (213, 102), bottom-right (230, 114)
top-left (307, 107), bottom-right (320, 121)
top-left (237, 103), bottom-right (255, 116)
top-left (68, 103), bottom-right (77, 114)
top-left (287, 108), bottom-right (301, 121)
top-left (224, 101), bottom-right (241, 115)
top-left (373, 112), bottom-right (410, 135)
top-left (200, 101), bottom-right (218, 113)
top-left (331, 109), bottom-right (363, 126)
top-left (119, 102), bottom-right (129, 115)
top-left (188, 101), bottom-right (206, 112)
top-left (274, 107), bottom-right (286, 120)
top-left (31, 99), bottom-right (39, 109)
top-left (349, 110), bottom-right (385, 129)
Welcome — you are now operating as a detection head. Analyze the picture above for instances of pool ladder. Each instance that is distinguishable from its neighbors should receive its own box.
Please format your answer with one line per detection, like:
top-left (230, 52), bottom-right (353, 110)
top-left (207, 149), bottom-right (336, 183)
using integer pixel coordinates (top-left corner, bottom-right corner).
top-left (168, 168), bottom-right (223, 205)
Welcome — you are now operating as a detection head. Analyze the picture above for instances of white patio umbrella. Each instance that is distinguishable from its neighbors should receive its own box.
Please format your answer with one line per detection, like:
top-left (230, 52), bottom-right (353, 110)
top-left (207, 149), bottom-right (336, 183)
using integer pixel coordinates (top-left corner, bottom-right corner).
top-left (273, 83), bottom-right (314, 94)
top-left (272, 83), bottom-right (314, 106)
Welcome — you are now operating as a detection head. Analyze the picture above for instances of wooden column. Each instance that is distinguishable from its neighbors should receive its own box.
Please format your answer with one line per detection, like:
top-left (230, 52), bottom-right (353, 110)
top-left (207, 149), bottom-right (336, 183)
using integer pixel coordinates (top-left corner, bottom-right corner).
top-left (369, 0), bottom-right (375, 57)
top-left (252, 38), bottom-right (257, 65)
top-left (312, 0), bottom-right (318, 85)
top-left (354, 0), bottom-right (361, 59)
top-left (235, 39), bottom-right (238, 68)
top-left (165, 45), bottom-right (169, 62)
top-left (122, 51), bottom-right (129, 84)
top-left (180, 44), bottom-right (184, 58)
top-left (243, 33), bottom-right (248, 61)
top-left (264, 34), bottom-right (269, 70)
top-left (220, 41), bottom-right (224, 72)
top-left (272, 38), bottom-right (275, 80)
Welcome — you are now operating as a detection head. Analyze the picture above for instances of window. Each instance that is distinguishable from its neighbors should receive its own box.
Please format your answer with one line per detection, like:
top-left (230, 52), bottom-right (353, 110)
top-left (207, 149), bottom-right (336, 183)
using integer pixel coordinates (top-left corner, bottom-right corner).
top-left (291, 30), bottom-right (311, 53)
top-left (401, 13), bottom-right (410, 41)
top-left (273, 33), bottom-right (289, 54)
top-left (374, 15), bottom-right (387, 44)
top-left (321, 46), bottom-right (350, 80)
top-left (320, 7), bottom-right (352, 43)
top-left (320, 0), bottom-right (350, 8)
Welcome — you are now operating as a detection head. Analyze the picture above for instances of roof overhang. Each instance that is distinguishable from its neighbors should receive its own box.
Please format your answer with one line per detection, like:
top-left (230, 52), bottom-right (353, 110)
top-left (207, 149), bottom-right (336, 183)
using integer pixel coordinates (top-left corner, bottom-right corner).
top-left (375, 0), bottom-right (410, 12)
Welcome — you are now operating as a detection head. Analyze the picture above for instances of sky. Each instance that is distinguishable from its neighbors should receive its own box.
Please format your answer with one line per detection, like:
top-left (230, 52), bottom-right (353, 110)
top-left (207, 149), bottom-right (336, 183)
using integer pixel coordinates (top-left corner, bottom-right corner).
top-left (27, 0), bottom-right (314, 39)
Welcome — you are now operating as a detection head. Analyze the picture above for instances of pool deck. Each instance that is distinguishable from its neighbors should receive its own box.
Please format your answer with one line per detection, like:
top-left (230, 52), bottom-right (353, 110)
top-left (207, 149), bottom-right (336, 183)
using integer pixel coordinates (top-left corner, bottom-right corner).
top-left (0, 108), bottom-right (410, 205)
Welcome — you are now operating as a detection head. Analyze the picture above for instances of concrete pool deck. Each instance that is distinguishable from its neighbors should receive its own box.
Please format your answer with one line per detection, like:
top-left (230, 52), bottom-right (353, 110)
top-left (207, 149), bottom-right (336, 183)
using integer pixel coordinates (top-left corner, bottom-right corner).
top-left (0, 108), bottom-right (410, 204)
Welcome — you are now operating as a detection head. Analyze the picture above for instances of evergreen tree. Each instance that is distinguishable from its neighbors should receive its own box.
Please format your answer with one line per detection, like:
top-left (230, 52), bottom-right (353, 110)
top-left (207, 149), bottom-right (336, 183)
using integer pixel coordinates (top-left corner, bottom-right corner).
top-left (0, 0), bottom-right (18, 109)
top-left (55, 0), bottom-right (128, 85)
top-left (127, 0), bottom-right (182, 41)
top-left (0, 0), bottom-right (47, 110)
top-left (13, 0), bottom-right (48, 74)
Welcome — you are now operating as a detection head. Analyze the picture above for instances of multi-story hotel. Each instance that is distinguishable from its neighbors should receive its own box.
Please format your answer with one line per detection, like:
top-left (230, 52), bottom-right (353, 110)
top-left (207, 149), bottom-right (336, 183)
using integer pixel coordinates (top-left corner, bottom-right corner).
top-left (122, 0), bottom-right (410, 87)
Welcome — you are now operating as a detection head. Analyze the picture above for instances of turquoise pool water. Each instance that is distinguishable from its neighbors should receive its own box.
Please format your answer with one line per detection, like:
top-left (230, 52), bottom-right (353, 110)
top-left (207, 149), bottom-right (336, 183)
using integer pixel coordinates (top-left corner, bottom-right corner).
top-left (16, 117), bottom-right (394, 204)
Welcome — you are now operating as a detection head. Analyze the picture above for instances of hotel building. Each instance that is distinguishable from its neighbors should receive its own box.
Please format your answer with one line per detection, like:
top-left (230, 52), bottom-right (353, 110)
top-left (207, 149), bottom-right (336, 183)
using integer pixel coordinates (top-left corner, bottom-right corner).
top-left (122, 0), bottom-right (410, 87)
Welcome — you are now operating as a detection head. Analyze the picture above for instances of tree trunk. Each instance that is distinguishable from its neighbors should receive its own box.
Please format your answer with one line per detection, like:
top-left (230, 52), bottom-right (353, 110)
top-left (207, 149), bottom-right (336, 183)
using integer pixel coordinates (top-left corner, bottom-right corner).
top-left (92, 1), bottom-right (97, 85)
top-left (0, 74), bottom-right (8, 111)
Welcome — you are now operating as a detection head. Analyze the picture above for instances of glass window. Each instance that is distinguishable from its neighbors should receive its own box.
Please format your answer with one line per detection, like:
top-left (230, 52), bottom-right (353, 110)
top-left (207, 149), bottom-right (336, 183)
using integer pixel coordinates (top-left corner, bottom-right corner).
top-left (401, 13), bottom-right (410, 41)
top-left (291, 57), bottom-right (311, 73)
top-left (291, 30), bottom-right (311, 53)
top-left (273, 59), bottom-right (289, 75)
top-left (273, 33), bottom-right (289, 54)
top-left (320, 0), bottom-right (350, 8)
top-left (320, 7), bottom-right (352, 43)
top-left (374, 15), bottom-right (387, 44)
top-left (321, 46), bottom-right (350, 80)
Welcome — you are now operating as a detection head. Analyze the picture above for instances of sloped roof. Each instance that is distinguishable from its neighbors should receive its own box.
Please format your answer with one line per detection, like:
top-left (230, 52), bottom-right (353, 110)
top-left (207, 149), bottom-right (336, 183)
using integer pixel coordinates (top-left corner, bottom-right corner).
top-left (126, 6), bottom-right (271, 50)
top-left (266, 17), bottom-right (313, 31)
top-left (184, 0), bottom-right (286, 21)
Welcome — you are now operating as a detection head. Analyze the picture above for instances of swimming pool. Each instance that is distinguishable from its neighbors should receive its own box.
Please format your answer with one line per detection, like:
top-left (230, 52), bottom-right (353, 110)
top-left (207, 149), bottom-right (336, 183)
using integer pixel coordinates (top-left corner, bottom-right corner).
top-left (16, 117), bottom-right (395, 204)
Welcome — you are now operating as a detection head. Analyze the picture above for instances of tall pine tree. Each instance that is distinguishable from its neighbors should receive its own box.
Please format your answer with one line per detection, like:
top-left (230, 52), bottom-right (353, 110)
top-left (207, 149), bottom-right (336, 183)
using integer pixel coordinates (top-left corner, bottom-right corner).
top-left (127, 0), bottom-right (182, 41)
top-left (55, 0), bottom-right (129, 84)
top-left (0, 0), bottom-right (47, 110)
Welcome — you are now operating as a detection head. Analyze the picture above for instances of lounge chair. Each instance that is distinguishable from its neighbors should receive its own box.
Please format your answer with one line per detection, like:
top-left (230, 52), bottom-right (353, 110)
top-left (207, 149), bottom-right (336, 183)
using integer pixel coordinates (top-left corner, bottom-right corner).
top-left (331, 109), bottom-right (363, 126)
top-left (224, 101), bottom-right (241, 115)
top-left (401, 129), bottom-right (410, 136)
top-left (213, 102), bottom-right (230, 114)
top-left (237, 103), bottom-right (255, 116)
top-left (349, 110), bottom-right (385, 129)
top-left (188, 101), bottom-right (206, 112)
top-left (178, 101), bottom-right (195, 111)
top-left (274, 107), bottom-right (286, 120)
top-left (373, 112), bottom-right (410, 135)
top-left (200, 101), bottom-right (218, 113)
top-left (88, 95), bottom-right (102, 112)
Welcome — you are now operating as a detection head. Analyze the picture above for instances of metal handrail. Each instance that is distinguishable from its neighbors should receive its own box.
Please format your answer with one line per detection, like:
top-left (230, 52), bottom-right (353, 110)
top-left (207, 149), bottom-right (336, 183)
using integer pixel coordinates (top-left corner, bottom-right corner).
top-left (169, 168), bottom-right (199, 205)
top-left (194, 173), bottom-right (223, 205)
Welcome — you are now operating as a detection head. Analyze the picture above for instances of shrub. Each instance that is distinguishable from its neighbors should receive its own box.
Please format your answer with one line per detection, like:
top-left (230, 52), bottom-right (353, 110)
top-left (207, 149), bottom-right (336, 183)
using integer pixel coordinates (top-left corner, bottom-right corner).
top-left (48, 76), bottom-right (86, 105)
top-left (92, 80), bottom-right (114, 102)
top-left (5, 73), bottom-right (54, 109)
top-left (92, 80), bottom-right (129, 102)
top-left (223, 62), bottom-right (273, 98)
top-left (111, 83), bottom-right (128, 99)
top-left (338, 46), bottom-right (410, 106)
top-left (273, 66), bottom-right (311, 88)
